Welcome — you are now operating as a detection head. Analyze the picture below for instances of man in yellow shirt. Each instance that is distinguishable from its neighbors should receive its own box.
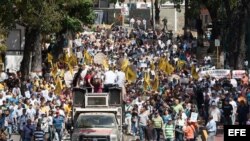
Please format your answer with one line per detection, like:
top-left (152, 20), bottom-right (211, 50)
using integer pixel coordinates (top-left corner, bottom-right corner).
top-left (152, 111), bottom-right (164, 141)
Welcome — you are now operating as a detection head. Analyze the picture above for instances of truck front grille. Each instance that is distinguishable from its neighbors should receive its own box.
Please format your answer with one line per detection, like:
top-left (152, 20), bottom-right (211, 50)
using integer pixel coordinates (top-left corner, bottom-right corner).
top-left (79, 135), bottom-right (110, 141)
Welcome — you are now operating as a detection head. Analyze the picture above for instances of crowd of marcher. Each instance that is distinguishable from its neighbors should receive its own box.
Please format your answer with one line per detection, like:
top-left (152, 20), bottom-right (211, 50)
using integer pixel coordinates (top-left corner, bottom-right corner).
top-left (0, 21), bottom-right (249, 141)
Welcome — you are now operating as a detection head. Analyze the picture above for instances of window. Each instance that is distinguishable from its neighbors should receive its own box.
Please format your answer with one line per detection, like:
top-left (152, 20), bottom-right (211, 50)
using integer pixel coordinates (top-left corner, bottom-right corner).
top-left (76, 115), bottom-right (117, 128)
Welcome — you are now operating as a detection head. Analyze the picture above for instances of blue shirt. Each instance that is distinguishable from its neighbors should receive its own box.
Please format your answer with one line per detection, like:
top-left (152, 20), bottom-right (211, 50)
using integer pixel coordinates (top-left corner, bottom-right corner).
top-left (23, 124), bottom-right (35, 140)
top-left (162, 114), bottom-right (171, 124)
top-left (53, 116), bottom-right (64, 129)
top-left (8, 97), bottom-right (19, 104)
top-left (206, 119), bottom-right (217, 132)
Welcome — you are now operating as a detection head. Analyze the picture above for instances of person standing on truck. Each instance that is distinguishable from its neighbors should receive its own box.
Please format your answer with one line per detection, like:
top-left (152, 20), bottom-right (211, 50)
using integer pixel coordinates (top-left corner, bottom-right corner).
top-left (53, 112), bottom-right (64, 141)
top-left (103, 68), bottom-right (117, 92)
top-left (115, 68), bottom-right (126, 100)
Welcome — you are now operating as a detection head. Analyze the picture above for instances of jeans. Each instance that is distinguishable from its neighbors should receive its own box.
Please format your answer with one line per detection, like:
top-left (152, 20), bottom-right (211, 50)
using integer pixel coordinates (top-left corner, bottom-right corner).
top-left (224, 116), bottom-right (232, 125)
top-left (139, 125), bottom-right (146, 141)
top-left (132, 121), bottom-right (137, 135)
top-left (207, 132), bottom-right (216, 141)
top-left (175, 126), bottom-right (184, 141)
top-left (154, 128), bottom-right (162, 141)
top-left (6, 125), bottom-right (12, 138)
top-left (231, 114), bottom-right (236, 125)
top-left (56, 128), bottom-right (62, 141)
top-left (125, 116), bottom-right (132, 134)
top-left (166, 138), bottom-right (174, 141)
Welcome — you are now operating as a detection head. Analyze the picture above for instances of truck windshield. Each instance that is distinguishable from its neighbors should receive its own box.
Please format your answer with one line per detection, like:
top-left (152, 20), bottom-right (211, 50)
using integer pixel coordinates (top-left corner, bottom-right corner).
top-left (75, 115), bottom-right (117, 128)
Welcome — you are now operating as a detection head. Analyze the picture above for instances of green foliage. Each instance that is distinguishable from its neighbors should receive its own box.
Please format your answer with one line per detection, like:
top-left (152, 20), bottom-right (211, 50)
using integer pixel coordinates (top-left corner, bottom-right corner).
top-left (0, 44), bottom-right (7, 52)
top-left (66, 0), bottom-right (95, 25)
top-left (0, 0), bottom-right (94, 33)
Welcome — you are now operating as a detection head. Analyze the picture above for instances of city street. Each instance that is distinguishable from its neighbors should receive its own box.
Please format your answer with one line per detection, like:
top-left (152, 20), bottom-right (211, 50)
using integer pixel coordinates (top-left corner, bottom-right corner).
top-left (8, 126), bottom-right (224, 141)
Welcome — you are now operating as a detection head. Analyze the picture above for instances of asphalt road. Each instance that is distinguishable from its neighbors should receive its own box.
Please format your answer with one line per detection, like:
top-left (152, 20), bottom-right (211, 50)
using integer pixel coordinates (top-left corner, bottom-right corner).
top-left (9, 130), bottom-right (224, 141)
top-left (8, 133), bottom-right (138, 141)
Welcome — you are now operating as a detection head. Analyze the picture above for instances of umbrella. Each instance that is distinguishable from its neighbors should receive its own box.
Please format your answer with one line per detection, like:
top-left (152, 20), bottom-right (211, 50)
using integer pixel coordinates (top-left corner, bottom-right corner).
top-left (94, 53), bottom-right (107, 64)
top-left (168, 74), bottom-right (181, 82)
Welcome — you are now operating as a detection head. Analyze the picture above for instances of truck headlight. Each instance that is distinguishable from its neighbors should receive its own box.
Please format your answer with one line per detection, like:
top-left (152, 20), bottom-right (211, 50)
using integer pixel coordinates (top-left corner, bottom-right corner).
top-left (110, 134), bottom-right (117, 141)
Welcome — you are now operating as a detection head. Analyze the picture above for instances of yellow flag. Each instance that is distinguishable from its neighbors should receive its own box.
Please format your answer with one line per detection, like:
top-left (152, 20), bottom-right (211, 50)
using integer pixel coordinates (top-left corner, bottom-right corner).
top-left (191, 64), bottom-right (199, 80)
top-left (125, 66), bottom-right (137, 83)
top-left (54, 76), bottom-right (63, 95)
top-left (47, 53), bottom-right (53, 64)
top-left (51, 63), bottom-right (58, 79)
top-left (102, 59), bottom-right (109, 69)
top-left (60, 69), bottom-right (65, 77)
top-left (164, 61), bottom-right (174, 75)
top-left (84, 50), bottom-right (92, 65)
top-left (69, 53), bottom-right (78, 67)
top-left (121, 59), bottom-right (129, 72)
top-left (143, 72), bottom-right (151, 90)
top-left (152, 74), bottom-right (159, 91)
top-left (64, 53), bottom-right (70, 63)
top-left (159, 58), bottom-right (166, 71)
top-left (150, 62), bottom-right (155, 70)
top-left (66, 62), bottom-right (74, 75)
top-left (177, 60), bottom-right (186, 70)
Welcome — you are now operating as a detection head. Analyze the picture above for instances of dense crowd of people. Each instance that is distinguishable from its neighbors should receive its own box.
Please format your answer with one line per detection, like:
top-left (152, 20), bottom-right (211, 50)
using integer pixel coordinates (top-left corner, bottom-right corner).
top-left (0, 22), bottom-right (249, 141)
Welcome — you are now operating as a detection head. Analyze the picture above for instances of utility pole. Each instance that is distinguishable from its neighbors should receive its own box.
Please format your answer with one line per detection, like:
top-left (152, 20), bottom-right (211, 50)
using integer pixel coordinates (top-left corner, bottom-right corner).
top-left (184, 0), bottom-right (189, 28)
top-left (121, 3), bottom-right (125, 26)
top-left (151, 0), bottom-right (155, 30)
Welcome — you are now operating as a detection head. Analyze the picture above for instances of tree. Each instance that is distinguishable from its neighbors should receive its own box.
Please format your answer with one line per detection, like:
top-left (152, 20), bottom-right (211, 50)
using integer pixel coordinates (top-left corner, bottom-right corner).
top-left (185, 0), bottom-right (250, 69)
top-left (0, 0), bottom-right (94, 79)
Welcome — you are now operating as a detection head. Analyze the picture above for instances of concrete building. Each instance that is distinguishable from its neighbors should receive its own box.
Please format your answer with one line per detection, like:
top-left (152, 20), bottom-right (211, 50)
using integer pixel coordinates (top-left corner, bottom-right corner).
top-left (94, 0), bottom-right (186, 34)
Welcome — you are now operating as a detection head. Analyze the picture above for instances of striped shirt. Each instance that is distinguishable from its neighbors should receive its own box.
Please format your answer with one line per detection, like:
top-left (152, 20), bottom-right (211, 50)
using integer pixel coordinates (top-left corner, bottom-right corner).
top-left (152, 116), bottom-right (163, 128)
top-left (33, 130), bottom-right (45, 141)
top-left (165, 124), bottom-right (174, 139)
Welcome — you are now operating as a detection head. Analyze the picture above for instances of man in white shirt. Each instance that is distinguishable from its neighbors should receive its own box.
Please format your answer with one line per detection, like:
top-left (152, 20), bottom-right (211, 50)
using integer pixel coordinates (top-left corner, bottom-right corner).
top-left (206, 116), bottom-right (217, 141)
top-left (80, 64), bottom-right (89, 85)
top-left (142, 19), bottom-right (147, 30)
top-left (15, 103), bottom-right (23, 117)
top-left (229, 97), bottom-right (237, 125)
top-left (209, 102), bottom-right (221, 124)
top-left (230, 78), bottom-right (237, 88)
top-left (130, 18), bottom-right (135, 28)
top-left (0, 93), bottom-right (6, 105)
top-left (12, 85), bottom-right (22, 98)
top-left (30, 95), bottom-right (38, 106)
top-left (135, 96), bottom-right (144, 112)
top-left (115, 68), bottom-right (126, 100)
top-left (26, 104), bottom-right (36, 121)
top-left (64, 68), bottom-right (74, 88)
top-left (103, 68), bottom-right (117, 92)
top-left (136, 19), bottom-right (141, 29)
